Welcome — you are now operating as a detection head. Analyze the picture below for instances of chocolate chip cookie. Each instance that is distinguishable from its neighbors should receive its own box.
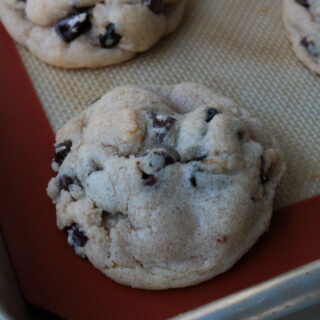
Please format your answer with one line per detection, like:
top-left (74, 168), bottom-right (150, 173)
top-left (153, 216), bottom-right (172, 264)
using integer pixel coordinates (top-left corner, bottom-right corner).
top-left (0, 0), bottom-right (186, 68)
top-left (47, 83), bottom-right (285, 289)
top-left (283, 0), bottom-right (320, 73)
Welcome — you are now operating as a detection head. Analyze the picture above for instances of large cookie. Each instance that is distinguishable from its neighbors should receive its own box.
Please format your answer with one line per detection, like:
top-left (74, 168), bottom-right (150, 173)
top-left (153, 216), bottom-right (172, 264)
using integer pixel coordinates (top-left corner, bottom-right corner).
top-left (0, 0), bottom-right (186, 68)
top-left (283, 0), bottom-right (320, 74)
top-left (47, 83), bottom-right (285, 289)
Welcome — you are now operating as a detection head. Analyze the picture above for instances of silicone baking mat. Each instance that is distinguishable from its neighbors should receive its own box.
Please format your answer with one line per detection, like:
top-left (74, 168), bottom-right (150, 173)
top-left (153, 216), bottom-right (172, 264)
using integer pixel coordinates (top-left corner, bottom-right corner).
top-left (15, 0), bottom-right (320, 209)
top-left (0, 0), bottom-right (320, 320)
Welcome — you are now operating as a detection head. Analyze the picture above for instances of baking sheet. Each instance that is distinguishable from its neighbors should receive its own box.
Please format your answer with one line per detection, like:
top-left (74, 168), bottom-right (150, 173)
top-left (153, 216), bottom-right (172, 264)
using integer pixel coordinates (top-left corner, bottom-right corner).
top-left (174, 259), bottom-right (320, 320)
top-left (0, 29), bottom-right (320, 317)
top-left (15, 0), bottom-right (320, 209)
top-left (1, 0), bottom-right (320, 319)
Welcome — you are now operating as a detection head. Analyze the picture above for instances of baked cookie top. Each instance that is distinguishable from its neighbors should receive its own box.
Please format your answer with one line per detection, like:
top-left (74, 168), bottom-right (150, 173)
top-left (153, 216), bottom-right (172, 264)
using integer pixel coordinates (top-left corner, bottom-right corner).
top-left (283, 0), bottom-right (320, 73)
top-left (0, 0), bottom-right (186, 68)
top-left (47, 83), bottom-right (285, 289)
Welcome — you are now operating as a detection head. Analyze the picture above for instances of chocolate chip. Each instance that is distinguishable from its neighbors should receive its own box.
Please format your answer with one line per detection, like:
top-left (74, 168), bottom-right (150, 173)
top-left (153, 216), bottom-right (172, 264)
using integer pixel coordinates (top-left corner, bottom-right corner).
top-left (164, 154), bottom-right (175, 166)
top-left (55, 10), bottom-right (91, 43)
top-left (58, 174), bottom-right (74, 191)
top-left (99, 24), bottom-right (121, 48)
top-left (194, 155), bottom-right (207, 161)
top-left (154, 150), bottom-right (175, 166)
top-left (145, 0), bottom-right (164, 14)
top-left (189, 167), bottom-right (206, 187)
top-left (149, 112), bottom-right (176, 143)
top-left (66, 224), bottom-right (88, 258)
top-left (295, 0), bottom-right (310, 8)
top-left (67, 224), bottom-right (88, 247)
top-left (217, 235), bottom-right (228, 243)
top-left (54, 140), bottom-right (72, 165)
top-left (142, 172), bottom-right (158, 186)
top-left (163, 146), bottom-right (181, 162)
top-left (156, 133), bottom-right (165, 143)
top-left (206, 108), bottom-right (220, 123)
top-left (301, 37), bottom-right (319, 58)
top-left (260, 156), bottom-right (268, 184)
top-left (190, 175), bottom-right (197, 187)
top-left (237, 130), bottom-right (245, 141)
top-left (149, 112), bottom-right (176, 129)
top-left (140, 148), bottom-right (176, 178)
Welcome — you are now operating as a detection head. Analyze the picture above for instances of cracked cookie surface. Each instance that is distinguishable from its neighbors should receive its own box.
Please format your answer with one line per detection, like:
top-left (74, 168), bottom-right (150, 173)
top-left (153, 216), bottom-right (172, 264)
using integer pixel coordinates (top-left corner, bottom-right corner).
top-left (0, 0), bottom-right (186, 68)
top-left (47, 83), bottom-right (285, 289)
top-left (283, 0), bottom-right (320, 73)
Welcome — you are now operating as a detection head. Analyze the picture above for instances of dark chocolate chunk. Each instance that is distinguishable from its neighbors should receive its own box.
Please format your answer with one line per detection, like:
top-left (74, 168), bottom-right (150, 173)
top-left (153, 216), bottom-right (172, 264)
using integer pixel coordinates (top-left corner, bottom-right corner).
top-left (67, 223), bottom-right (88, 247)
top-left (54, 140), bottom-right (72, 165)
top-left (149, 112), bottom-right (176, 129)
top-left (164, 154), bottom-right (175, 166)
top-left (55, 10), bottom-right (91, 43)
top-left (163, 146), bottom-right (181, 162)
top-left (99, 24), bottom-right (121, 48)
top-left (58, 174), bottom-right (74, 191)
top-left (217, 235), bottom-right (228, 243)
top-left (237, 129), bottom-right (245, 141)
top-left (156, 133), bottom-right (166, 143)
top-left (260, 156), bottom-right (268, 185)
top-left (190, 175), bottom-right (197, 187)
top-left (189, 167), bottom-right (206, 187)
top-left (67, 223), bottom-right (88, 258)
top-left (145, 0), bottom-right (164, 14)
top-left (149, 112), bottom-right (176, 143)
top-left (153, 150), bottom-right (175, 167)
top-left (141, 149), bottom-right (176, 177)
top-left (206, 107), bottom-right (220, 123)
top-left (301, 37), bottom-right (319, 58)
top-left (142, 172), bottom-right (158, 186)
top-left (295, 0), bottom-right (310, 8)
top-left (194, 155), bottom-right (207, 161)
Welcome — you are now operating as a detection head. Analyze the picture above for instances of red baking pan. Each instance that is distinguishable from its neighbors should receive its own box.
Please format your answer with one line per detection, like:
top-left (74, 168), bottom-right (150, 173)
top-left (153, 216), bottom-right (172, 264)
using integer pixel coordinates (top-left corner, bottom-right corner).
top-left (0, 23), bottom-right (319, 320)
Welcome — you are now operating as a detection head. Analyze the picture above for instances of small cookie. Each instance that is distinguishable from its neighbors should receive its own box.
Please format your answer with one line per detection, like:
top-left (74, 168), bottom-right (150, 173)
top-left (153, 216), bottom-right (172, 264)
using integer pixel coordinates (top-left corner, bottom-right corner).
top-left (283, 0), bottom-right (320, 73)
top-left (0, 0), bottom-right (186, 68)
top-left (47, 83), bottom-right (285, 289)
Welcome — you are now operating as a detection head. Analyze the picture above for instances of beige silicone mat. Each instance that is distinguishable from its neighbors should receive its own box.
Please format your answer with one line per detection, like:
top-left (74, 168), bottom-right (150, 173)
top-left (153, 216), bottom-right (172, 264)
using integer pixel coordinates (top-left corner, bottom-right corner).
top-left (15, 0), bottom-right (319, 209)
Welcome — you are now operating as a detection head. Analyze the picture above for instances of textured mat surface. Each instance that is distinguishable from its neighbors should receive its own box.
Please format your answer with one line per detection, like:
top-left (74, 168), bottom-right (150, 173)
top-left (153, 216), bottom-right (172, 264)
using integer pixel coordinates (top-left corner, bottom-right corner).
top-left (15, 0), bottom-right (320, 208)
